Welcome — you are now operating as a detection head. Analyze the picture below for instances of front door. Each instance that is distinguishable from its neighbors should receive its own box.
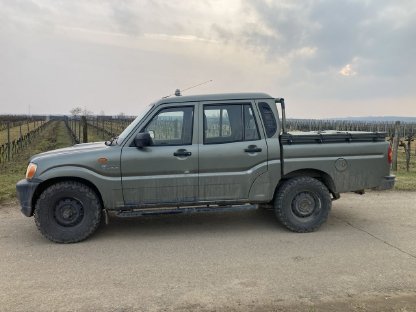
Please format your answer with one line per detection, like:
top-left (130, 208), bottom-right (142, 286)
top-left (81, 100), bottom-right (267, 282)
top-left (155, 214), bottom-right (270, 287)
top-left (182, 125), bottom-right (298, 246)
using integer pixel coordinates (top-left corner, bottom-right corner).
top-left (121, 104), bottom-right (198, 207)
top-left (198, 101), bottom-right (268, 202)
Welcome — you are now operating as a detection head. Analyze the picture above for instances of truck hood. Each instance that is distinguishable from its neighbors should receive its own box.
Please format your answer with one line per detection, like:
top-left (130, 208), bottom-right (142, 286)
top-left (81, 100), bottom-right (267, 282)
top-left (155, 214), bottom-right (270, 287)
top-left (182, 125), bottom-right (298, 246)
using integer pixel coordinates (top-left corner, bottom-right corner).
top-left (30, 142), bottom-right (108, 162)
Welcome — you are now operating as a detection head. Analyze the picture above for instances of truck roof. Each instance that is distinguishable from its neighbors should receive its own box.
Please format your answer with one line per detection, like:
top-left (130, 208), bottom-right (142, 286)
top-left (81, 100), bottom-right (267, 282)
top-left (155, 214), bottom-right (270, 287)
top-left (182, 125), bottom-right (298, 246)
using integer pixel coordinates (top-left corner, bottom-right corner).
top-left (156, 92), bottom-right (274, 105)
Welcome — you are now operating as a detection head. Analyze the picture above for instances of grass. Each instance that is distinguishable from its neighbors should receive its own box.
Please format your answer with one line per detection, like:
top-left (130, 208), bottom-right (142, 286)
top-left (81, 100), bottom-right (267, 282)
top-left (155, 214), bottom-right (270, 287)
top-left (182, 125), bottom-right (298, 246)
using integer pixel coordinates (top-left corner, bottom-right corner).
top-left (0, 121), bottom-right (73, 202)
top-left (393, 149), bottom-right (416, 190)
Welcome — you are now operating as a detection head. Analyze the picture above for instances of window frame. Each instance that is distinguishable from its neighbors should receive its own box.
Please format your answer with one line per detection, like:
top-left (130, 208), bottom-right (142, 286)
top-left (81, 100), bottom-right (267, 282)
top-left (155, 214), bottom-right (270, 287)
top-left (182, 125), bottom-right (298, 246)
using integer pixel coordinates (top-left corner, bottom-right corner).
top-left (243, 103), bottom-right (261, 142)
top-left (203, 103), bottom-right (261, 145)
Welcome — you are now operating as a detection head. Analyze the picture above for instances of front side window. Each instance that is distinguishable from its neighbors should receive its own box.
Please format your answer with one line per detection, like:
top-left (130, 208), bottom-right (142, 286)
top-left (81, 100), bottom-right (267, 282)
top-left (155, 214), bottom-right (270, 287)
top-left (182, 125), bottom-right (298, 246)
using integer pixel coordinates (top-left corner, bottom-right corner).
top-left (144, 106), bottom-right (193, 145)
top-left (204, 104), bottom-right (259, 144)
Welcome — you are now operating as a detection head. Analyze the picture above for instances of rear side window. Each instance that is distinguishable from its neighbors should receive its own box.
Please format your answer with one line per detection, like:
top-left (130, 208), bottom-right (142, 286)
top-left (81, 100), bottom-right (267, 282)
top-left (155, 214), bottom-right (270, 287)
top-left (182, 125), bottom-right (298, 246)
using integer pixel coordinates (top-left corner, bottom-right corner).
top-left (258, 102), bottom-right (277, 138)
top-left (204, 104), bottom-right (260, 144)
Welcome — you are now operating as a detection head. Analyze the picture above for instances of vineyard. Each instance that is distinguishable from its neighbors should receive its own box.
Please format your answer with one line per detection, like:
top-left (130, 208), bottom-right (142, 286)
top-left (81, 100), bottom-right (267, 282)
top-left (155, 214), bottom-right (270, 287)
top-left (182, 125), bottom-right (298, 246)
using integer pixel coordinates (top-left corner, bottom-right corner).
top-left (0, 116), bottom-right (50, 163)
top-left (65, 116), bottom-right (134, 144)
top-left (0, 114), bottom-right (415, 202)
top-left (286, 119), bottom-right (416, 138)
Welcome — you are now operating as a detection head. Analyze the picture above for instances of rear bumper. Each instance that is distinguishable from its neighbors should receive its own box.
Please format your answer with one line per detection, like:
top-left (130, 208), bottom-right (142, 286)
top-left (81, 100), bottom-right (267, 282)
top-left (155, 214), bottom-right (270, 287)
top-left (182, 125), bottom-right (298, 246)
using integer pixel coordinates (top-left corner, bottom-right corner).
top-left (373, 175), bottom-right (395, 191)
top-left (16, 179), bottom-right (41, 217)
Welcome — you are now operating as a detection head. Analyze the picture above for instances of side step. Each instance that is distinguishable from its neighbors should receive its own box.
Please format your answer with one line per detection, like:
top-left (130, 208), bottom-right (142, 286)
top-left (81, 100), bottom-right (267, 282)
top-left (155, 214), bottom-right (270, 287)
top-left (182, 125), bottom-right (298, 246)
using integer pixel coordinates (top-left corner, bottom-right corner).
top-left (115, 204), bottom-right (257, 218)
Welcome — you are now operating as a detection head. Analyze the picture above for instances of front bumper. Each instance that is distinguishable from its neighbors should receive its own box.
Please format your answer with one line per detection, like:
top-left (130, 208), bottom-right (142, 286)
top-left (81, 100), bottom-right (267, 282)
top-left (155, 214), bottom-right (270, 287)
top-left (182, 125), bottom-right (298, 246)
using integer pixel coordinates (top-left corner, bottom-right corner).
top-left (16, 179), bottom-right (41, 217)
top-left (374, 175), bottom-right (395, 191)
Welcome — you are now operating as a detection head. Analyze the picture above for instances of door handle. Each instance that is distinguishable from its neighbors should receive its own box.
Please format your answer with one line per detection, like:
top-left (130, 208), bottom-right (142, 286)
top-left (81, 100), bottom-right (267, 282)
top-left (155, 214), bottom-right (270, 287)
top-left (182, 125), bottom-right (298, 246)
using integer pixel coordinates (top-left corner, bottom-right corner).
top-left (173, 149), bottom-right (192, 157)
top-left (244, 145), bottom-right (262, 153)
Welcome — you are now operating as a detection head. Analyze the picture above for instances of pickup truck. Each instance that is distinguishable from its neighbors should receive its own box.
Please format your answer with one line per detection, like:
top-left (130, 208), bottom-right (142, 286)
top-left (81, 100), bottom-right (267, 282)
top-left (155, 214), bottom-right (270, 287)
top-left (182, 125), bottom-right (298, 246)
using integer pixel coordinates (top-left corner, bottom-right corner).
top-left (16, 93), bottom-right (395, 243)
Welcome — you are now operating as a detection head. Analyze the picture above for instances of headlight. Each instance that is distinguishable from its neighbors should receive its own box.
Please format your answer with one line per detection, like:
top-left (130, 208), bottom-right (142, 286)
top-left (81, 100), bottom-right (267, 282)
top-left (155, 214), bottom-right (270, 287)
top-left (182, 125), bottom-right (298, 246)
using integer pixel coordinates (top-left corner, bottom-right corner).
top-left (26, 163), bottom-right (37, 180)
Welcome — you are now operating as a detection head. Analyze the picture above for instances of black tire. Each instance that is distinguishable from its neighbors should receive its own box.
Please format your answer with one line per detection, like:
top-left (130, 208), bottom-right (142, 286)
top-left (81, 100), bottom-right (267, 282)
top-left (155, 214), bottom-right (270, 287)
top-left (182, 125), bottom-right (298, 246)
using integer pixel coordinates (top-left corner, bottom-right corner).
top-left (34, 181), bottom-right (102, 243)
top-left (274, 177), bottom-right (331, 232)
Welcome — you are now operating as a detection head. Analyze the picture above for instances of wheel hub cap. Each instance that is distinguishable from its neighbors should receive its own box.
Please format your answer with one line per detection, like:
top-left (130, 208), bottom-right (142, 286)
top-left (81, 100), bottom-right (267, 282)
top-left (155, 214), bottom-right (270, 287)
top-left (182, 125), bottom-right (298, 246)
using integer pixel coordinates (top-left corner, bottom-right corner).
top-left (54, 198), bottom-right (84, 227)
top-left (292, 192), bottom-right (318, 217)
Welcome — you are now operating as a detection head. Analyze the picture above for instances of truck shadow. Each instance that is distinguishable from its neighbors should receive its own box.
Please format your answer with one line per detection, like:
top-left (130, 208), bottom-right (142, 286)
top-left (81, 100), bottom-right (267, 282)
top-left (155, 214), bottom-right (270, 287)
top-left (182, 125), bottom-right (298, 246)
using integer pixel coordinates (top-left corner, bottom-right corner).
top-left (94, 208), bottom-right (285, 240)
top-left (92, 207), bottom-right (354, 241)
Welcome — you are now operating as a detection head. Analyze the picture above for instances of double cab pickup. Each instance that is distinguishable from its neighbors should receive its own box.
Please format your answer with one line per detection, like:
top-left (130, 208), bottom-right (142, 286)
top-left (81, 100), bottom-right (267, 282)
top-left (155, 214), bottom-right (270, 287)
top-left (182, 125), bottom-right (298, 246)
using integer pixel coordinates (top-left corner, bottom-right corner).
top-left (16, 93), bottom-right (395, 243)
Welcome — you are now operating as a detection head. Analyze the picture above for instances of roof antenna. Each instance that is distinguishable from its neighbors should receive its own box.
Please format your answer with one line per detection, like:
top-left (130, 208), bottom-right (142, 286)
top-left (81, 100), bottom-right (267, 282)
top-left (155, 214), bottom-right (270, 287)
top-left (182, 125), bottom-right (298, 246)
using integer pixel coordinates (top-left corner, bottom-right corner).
top-left (162, 79), bottom-right (213, 98)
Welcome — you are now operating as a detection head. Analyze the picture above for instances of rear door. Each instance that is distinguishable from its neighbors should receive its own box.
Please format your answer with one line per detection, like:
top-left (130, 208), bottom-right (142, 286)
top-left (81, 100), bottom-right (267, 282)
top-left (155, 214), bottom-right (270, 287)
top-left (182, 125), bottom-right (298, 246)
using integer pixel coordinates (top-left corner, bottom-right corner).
top-left (198, 101), bottom-right (268, 202)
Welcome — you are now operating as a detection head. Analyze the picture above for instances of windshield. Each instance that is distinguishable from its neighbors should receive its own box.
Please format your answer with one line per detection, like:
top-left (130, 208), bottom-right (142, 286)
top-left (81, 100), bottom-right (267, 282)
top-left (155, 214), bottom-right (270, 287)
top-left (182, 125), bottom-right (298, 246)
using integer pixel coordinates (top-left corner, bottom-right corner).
top-left (116, 103), bottom-right (154, 144)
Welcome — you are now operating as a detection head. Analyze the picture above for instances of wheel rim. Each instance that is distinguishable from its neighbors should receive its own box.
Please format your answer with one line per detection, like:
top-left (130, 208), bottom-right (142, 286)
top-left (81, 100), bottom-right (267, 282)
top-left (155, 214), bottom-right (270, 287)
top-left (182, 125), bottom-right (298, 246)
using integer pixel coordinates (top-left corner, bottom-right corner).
top-left (54, 198), bottom-right (84, 227)
top-left (291, 191), bottom-right (321, 218)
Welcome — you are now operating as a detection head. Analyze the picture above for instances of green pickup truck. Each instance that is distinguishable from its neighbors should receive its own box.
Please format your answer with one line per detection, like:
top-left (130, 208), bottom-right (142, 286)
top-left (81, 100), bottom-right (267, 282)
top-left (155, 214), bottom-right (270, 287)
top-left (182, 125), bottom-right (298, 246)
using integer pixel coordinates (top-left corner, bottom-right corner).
top-left (16, 93), bottom-right (395, 243)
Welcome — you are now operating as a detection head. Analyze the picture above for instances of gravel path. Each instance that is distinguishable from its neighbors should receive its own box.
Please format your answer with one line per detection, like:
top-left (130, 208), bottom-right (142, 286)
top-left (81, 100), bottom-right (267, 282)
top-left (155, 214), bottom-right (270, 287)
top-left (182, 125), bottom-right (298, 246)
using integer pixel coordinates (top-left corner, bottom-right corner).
top-left (1, 191), bottom-right (416, 311)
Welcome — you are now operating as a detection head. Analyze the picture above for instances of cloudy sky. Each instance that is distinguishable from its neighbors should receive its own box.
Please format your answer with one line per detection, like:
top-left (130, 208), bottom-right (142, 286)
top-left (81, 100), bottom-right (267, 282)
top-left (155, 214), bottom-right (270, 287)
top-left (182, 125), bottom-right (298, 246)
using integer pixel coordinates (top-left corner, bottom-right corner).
top-left (0, 0), bottom-right (415, 118)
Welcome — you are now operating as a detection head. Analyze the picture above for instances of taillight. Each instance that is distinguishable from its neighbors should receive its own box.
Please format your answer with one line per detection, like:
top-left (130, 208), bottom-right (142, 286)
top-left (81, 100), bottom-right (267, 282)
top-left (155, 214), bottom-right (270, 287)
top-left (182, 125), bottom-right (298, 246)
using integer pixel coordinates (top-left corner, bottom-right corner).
top-left (387, 145), bottom-right (392, 164)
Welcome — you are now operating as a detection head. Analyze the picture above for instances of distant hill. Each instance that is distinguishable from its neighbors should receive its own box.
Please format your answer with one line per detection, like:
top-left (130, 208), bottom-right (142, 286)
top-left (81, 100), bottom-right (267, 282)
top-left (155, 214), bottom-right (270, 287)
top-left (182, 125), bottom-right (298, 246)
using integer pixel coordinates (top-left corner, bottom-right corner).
top-left (330, 116), bottom-right (416, 123)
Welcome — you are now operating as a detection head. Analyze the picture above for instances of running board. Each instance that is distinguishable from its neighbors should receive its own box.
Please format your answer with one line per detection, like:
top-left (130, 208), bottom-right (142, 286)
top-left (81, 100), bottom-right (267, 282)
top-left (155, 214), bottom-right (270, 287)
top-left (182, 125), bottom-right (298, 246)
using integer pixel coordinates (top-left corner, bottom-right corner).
top-left (115, 204), bottom-right (257, 218)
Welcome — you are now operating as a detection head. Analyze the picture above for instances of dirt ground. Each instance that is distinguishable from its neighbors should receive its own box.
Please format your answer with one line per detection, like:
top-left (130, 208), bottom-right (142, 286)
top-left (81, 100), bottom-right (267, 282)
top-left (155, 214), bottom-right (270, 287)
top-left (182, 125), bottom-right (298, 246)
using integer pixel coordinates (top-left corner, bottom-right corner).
top-left (1, 191), bottom-right (416, 311)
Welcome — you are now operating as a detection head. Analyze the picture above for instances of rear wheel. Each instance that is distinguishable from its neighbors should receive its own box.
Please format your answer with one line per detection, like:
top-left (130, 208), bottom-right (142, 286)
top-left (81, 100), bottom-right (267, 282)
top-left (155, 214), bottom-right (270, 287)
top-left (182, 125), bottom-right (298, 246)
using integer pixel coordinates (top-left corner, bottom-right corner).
top-left (274, 177), bottom-right (331, 232)
top-left (34, 181), bottom-right (102, 243)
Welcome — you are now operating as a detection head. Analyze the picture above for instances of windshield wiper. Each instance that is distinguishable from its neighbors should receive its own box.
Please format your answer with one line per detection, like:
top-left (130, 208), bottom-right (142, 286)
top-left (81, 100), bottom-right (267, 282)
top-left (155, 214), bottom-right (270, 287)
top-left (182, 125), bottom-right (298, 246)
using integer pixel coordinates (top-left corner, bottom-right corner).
top-left (105, 136), bottom-right (118, 146)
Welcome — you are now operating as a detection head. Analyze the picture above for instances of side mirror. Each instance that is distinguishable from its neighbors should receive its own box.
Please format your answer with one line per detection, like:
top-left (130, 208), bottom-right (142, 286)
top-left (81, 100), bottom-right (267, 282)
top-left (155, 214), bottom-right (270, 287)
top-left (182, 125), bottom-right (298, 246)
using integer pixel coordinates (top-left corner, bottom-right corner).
top-left (134, 132), bottom-right (152, 148)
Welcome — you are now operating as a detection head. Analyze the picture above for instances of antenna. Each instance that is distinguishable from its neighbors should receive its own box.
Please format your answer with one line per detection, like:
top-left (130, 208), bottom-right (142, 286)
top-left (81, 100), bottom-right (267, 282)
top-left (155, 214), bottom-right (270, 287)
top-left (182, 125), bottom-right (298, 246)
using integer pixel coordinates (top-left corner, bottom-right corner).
top-left (162, 79), bottom-right (213, 98)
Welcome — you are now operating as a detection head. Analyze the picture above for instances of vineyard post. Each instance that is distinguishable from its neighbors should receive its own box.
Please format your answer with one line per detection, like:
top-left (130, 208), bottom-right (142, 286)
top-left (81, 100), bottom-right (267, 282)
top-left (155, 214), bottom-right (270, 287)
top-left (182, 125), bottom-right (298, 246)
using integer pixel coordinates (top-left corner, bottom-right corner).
top-left (392, 121), bottom-right (400, 171)
top-left (413, 125), bottom-right (416, 156)
top-left (82, 116), bottom-right (88, 143)
top-left (7, 122), bottom-right (10, 161)
top-left (19, 124), bottom-right (22, 136)
top-left (78, 119), bottom-right (81, 142)
top-left (19, 124), bottom-right (22, 148)
top-left (102, 118), bottom-right (104, 139)
top-left (405, 135), bottom-right (412, 172)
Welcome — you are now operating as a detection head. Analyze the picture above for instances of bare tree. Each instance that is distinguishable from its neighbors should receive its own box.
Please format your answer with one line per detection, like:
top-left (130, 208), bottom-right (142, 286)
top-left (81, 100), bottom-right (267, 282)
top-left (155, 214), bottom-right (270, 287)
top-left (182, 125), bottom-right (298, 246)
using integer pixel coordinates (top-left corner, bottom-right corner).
top-left (70, 107), bottom-right (92, 117)
top-left (70, 107), bottom-right (83, 116)
top-left (82, 108), bottom-right (92, 117)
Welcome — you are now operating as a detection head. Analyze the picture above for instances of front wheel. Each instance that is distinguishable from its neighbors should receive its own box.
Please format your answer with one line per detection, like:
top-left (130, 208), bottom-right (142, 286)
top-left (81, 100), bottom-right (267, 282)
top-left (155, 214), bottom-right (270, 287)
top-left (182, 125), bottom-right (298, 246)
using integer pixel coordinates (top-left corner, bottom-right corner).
top-left (34, 181), bottom-right (102, 243)
top-left (274, 177), bottom-right (331, 232)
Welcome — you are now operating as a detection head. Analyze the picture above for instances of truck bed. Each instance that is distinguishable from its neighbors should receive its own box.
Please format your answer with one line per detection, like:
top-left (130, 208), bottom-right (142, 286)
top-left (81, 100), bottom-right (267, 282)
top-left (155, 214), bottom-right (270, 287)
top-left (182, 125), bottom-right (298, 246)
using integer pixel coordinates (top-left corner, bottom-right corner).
top-left (279, 130), bottom-right (390, 193)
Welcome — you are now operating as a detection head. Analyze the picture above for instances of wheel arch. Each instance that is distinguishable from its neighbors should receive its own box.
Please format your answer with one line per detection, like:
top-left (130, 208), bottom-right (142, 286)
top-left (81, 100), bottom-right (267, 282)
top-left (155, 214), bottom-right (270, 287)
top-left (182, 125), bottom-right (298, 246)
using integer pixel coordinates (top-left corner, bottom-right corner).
top-left (31, 177), bottom-right (104, 215)
top-left (276, 169), bottom-right (337, 199)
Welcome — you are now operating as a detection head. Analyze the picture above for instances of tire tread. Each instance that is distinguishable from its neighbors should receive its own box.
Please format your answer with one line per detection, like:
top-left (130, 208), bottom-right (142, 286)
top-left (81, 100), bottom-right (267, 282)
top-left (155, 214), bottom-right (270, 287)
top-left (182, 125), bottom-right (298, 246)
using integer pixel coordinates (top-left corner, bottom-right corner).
top-left (274, 176), bottom-right (331, 233)
top-left (34, 181), bottom-right (101, 243)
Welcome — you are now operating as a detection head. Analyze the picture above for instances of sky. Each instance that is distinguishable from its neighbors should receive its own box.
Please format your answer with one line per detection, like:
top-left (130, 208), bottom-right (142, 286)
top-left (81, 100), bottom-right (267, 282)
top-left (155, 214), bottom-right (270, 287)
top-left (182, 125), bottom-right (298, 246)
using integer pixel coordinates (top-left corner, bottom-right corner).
top-left (0, 0), bottom-right (415, 118)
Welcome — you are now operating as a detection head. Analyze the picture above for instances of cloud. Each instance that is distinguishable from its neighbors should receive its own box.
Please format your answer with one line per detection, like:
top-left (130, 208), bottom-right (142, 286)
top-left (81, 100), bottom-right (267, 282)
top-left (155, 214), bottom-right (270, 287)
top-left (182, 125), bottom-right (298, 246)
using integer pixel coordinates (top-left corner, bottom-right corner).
top-left (232, 0), bottom-right (416, 75)
top-left (339, 64), bottom-right (356, 77)
top-left (0, 0), bottom-right (415, 117)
